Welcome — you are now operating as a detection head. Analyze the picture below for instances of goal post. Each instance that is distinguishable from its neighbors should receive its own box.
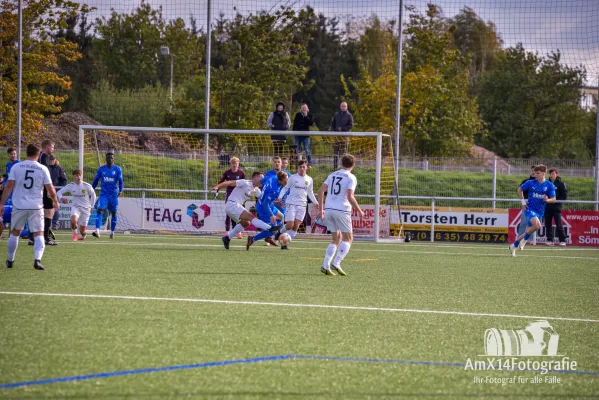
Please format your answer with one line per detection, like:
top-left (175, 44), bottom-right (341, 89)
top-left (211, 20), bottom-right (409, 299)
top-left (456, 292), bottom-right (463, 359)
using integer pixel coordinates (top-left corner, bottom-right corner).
top-left (78, 125), bottom-right (403, 242)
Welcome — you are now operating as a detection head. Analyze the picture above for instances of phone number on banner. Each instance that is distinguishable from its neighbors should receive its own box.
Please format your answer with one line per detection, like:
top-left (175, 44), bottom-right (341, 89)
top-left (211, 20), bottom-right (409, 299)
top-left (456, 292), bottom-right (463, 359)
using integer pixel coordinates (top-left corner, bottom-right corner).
top-left (406, 231), bottom-right (508, 243)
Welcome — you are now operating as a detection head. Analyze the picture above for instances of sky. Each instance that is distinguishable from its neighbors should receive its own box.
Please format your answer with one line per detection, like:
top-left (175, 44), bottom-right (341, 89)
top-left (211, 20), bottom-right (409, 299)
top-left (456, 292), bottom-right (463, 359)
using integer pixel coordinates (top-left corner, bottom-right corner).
top-left (84, 0), bottom-right (599, 86)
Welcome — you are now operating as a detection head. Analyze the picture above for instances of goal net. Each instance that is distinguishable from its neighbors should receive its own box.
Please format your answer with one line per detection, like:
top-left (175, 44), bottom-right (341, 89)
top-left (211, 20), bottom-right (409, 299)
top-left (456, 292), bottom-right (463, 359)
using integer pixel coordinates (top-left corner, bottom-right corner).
top-left (78, 126), bottom-right (404, 242)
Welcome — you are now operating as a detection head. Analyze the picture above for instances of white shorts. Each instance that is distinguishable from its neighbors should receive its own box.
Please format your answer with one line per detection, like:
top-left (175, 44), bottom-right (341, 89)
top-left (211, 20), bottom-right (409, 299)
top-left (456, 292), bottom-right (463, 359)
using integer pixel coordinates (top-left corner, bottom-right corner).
top-left (324, 209), bottom-right (353, 233)
top-left (72, 206), bottom-right (91, 227)
top-left (225, 202), bottom-right (246, 223)
top-left (11, 208), bottom-right (44, 232)
top-left (285, 204), bottom-right (307, 223)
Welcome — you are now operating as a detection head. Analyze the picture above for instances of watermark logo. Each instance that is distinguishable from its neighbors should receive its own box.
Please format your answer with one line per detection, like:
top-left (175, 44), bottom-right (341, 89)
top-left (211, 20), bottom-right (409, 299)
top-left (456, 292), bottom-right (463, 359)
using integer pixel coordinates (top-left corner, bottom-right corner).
top-left (484, 320), bottom-right (559, 356)
top-left (465, 320), bottom-right (577, 385)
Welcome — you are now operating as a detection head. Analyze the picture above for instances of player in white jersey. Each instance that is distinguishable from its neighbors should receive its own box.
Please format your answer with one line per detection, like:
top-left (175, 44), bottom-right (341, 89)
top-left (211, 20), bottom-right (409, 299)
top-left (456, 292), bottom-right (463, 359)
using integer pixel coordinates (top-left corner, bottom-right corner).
top-left (0, 144), bottom-right (59, 270)
top-left (317, 154), bottom-right (364, 276)
top-left (276, 160), bottom-right (318, 247)
top-left (56, 169), bottom-right (97, 241)
top-left (211, 171), bottom-right (281, 249)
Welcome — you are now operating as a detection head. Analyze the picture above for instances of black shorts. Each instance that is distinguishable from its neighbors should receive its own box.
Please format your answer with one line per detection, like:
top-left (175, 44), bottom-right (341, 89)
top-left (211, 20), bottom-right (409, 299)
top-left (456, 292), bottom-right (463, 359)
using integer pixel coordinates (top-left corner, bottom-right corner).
top-left (43, 187), bottom-right (54, 210)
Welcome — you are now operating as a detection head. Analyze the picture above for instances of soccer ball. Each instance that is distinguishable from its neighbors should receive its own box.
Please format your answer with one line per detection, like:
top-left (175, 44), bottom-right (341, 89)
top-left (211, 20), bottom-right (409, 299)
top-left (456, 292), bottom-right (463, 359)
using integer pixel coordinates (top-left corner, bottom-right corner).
top-left (279, 232), bottom-right (291, 246)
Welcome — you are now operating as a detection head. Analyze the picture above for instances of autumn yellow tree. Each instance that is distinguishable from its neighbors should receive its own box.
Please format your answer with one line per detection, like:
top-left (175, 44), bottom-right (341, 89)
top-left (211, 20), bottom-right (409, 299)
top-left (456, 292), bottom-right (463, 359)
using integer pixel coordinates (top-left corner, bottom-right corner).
top-left (0, 0), bottom-right (89, 145)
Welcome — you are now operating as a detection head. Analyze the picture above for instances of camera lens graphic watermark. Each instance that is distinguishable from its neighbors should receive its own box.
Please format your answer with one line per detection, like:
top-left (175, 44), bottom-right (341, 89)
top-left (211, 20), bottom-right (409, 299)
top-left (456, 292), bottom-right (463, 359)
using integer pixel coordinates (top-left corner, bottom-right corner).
top-left (484, 320), bottom-right (559, 356)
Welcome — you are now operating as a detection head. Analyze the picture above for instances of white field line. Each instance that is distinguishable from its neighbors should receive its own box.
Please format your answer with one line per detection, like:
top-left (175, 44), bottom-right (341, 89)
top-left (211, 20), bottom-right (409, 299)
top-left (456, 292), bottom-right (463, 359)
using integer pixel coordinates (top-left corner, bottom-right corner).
top-left (50, 233), bottom-right (599, 252)
top-left (50, 241), bottom-right (599, 260)
top-left (0, 291), bottom-right (597, 323)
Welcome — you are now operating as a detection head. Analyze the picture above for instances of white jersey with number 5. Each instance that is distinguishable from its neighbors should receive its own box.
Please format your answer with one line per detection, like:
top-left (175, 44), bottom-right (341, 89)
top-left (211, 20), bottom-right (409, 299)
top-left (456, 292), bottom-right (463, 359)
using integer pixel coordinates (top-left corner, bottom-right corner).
top-left (8, 160), bottom-right (52, 210)
top-left (324, 169), bottom-right (357, 213)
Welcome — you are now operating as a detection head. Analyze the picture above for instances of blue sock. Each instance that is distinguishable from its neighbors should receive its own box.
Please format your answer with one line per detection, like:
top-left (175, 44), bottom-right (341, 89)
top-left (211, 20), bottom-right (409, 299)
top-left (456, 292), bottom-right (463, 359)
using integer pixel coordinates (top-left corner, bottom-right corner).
top-left (254, 229), bottom-right (273, 242)
top-left (110, 214), bottom-right (118, 232)
top-left (514, 239), bottom-right (520, 247)
top-left (95, 212), bottom-right (102, 229)
top-left (523, 233), bottom-right (531, 241)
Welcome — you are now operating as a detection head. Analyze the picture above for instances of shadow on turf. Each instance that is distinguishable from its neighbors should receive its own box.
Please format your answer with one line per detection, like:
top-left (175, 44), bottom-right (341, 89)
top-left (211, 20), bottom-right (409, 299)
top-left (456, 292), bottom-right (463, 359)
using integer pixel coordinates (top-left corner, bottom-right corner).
top-left (3, 391), bottom-right (597, 399)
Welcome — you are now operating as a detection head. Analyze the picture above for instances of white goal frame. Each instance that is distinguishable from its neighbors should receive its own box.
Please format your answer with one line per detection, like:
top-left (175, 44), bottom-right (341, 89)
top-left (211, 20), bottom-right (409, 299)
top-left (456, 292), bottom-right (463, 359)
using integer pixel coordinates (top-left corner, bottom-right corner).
top-left (79, 125), bottom-right (392, 242)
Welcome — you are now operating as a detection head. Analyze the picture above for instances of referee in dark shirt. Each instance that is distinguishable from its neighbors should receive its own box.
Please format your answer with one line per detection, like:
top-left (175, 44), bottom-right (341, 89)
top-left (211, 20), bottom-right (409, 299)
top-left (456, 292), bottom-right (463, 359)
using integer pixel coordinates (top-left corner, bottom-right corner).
top-left (216, 157), bottom-right (245, 233)
top-left (37, 139), bottom-right (59, 245)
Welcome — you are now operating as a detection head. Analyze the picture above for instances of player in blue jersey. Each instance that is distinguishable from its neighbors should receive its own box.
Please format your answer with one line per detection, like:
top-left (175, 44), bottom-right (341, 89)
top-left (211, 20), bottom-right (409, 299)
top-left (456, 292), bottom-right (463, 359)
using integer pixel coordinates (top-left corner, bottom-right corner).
top-left (92, 152), bottom-right (123, 239)
top-left (509, 164), bottom-right (556, 256)
top-left (246, 171), bottom-right (288, 250)
top-left (0, 148), bottom-right (21, 238)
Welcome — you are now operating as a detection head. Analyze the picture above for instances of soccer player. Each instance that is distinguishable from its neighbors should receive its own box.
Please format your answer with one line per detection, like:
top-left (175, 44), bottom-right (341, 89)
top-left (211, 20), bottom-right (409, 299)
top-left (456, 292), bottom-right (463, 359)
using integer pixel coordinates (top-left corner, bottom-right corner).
top-left (0, 144), bottom-right (59, 270)
top-left (92, 152), bottom-right (124, 239)
top-left (57, 170), bottom-right (97, 241)
top-left (37, 139), bottom-right (58, 245)
top-left (216, 157), bottom-right (245, 237)
top-left (246, 171), bottom-right (288, 250)
top-left (264, 156), bottom-right (283, 180)
top-left (317, 154), bottom-right (364, 276)
top-left (211, 171), bottom-right (280, 249)
top-left (0, 148), bottom-right (20, 238)
top-left (509, 164), bottom-right (556, 256)
top-left (275, 160), bottom-right (318, 247)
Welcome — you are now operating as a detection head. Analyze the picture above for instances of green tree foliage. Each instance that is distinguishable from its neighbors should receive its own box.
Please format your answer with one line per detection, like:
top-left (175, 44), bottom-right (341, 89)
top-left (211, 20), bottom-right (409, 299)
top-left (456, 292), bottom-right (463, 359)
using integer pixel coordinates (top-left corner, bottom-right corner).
top-left (0, 0), bottom-right (88, 145)
top-left (450, 7), bottom-right (503, 87)
top-left (477, 44), bottom-right (594, 159)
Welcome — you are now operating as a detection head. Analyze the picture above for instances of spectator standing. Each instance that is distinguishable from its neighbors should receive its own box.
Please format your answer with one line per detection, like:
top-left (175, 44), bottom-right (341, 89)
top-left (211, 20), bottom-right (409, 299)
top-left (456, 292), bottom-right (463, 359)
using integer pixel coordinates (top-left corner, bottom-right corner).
top-left (216, 157), bottom-right (245, 236)
top-left (545, 168), bottom-right (568, 246)
top-left (266, 102), bottom-right (291, 156)
top-left (330, 102), bottom-right (353, 169)
top-left (48, 155), bottom-right (68, 230)
top-left (517, 165), bottom-right (536, 249)
top-left (293, 104), bottom-right (314, 165)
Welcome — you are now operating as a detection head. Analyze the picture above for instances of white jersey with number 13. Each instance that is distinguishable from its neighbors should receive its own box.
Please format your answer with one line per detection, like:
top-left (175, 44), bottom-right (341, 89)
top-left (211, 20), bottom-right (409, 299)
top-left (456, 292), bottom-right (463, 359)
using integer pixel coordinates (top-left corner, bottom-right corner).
top-left (323, 169), bottom-right (357, 213)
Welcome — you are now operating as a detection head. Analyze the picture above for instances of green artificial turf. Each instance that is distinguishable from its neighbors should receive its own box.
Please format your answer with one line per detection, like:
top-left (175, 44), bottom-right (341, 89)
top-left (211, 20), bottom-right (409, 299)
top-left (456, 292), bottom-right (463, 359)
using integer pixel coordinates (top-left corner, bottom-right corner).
top-left (0, 234), bottom-right (598, 399)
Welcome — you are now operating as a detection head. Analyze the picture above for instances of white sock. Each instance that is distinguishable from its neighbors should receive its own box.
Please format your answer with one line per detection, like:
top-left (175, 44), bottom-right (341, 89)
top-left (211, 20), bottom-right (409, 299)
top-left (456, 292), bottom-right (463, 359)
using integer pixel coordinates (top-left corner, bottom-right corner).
top-left (34, 236), bottom-right (45, 261)
top-left (251, 218), bottom-right (271, 231)
top-left (333, 241), bottom-right (351, 266)
top-left (228, 223), bottom-right (244, 239)
top-left (289, 230), bottom-right (297, 239)
top-left (280, 224), bottom-right (288, 234)
top-left (7, 234), bottom-right (19, 261)
top-left (72, 229), bottom-right (78, 234)
top-left (323, 244), bottom-right (337, 268)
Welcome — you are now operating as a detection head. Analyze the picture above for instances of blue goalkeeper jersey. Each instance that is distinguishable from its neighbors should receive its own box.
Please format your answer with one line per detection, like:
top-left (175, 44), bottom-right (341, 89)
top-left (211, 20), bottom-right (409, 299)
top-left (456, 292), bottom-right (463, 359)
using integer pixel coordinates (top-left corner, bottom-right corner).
top-left (257, 174), bottom-right (283, 218)
top-left (92, 165), bottom-right (124, 197)
top-left (521, 179), bottom-right (556, 216)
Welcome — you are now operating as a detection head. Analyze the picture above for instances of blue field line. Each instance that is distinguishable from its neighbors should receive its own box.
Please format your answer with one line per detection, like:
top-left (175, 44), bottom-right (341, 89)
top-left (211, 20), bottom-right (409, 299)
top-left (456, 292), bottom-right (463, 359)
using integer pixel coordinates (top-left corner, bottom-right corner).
top-left (1, 354), bottom-right (597, 389)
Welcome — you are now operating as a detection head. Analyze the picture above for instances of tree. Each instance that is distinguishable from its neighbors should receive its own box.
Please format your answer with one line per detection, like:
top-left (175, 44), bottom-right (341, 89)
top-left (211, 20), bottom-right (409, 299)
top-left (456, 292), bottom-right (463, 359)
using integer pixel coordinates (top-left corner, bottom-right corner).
top-left (0, 0), bottom-right (88, 145)
top-left (477, 44), bottom-right (593, 159)
top-left (450, 7), bottom-right (503, 87)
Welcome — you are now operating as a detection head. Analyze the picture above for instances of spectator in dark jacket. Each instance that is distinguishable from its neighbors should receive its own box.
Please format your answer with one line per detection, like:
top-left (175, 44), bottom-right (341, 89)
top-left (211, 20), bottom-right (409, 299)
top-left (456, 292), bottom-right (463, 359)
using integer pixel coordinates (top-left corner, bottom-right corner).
top-left (266, 101), bottom-right (291, 156)
top-left (292, 103), bottom-right (314, 165)
top-left (517, 165), bottom-right (536, 247)
top-left (545, 168), bottom-right (568, 246)
top-left (330, 102), bottom-right (353, 169)
top-left (48, 155), bottom-right (68, 230)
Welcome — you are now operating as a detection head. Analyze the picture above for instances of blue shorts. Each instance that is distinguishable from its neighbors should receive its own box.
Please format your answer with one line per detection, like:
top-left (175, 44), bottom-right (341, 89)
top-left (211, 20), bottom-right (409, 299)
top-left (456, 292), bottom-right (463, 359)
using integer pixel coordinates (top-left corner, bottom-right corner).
top-left (256, 204), bottom-right (281, 224)
top-left (98, 195), bottom-right (119, 213)
top-left (2, 204), bottom-right (12, 224)
top-left (525, 210), bottom-right (542, 226)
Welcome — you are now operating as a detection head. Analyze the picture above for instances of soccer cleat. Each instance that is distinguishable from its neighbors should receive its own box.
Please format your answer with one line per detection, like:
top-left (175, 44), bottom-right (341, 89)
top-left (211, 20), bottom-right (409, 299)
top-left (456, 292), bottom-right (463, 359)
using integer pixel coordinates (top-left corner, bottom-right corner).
top-left (92, 231), bottom-right (100, 238)
top-left (236, 232), bottom-right (243, 239)
top-left (265, 237), bottom-right (278, 247)
top-left (268, 223), bottom-right (283, 234)
top-left (33, 260), bottom-right (45, 270)
top-left (320, 266), bottom-right (336, 276)
top-left (331, 264), bottom-right (346, 276)
top-left (110, 232), bottom-right (114, 240)
top-left (45, 240), bottom-right (59, 246)
top-left (28, 239), bottom-right (34, 246)
top-left (518, 242), bottom-right (526, 250)
top-left (49, 229), bottom-right (56, 241)
top-left (545, 241), bottom-right (554, 246)
top-left (508, 244), bottom-right (517, 257)
top-left (222, 235), bottom-right (231, 250)
top-left (72, 233), bottom-right (78, 242)
top-left (559, 242), bottom-right (566, 247)
top-left (6, 260), bottom-right (13, 269)
top-left (78, 235), bottom-right (87, 241)
top-left (281, 245), bottom-right (289, 250)
top-left (246, 236), bottom-right (254, 251)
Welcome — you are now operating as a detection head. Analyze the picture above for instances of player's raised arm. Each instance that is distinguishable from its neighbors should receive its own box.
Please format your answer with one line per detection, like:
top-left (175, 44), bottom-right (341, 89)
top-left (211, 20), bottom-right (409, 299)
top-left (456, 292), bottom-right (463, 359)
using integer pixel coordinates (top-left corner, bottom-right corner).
top-left (212, 180), bottom-right (238, 191)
